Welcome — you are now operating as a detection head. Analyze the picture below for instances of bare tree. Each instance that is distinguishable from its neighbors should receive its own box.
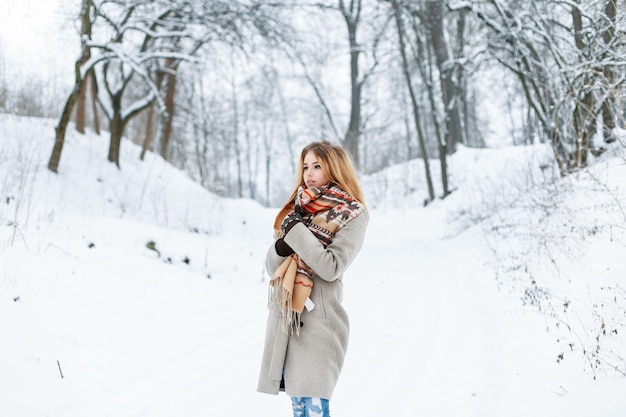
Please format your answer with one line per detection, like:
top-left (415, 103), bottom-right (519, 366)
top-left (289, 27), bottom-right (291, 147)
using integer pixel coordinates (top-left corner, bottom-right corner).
top-left (96, 4), bottom-right (174, 167)
top-left (470, 0), bottom-right (626, 175)
top-left (338, 0), bottom-right (388, 168)
top-left (76, 0), bottom-right (100, 134)
top-left (158, 40), bottom-right (182, 161)
top-left (600, 0), bottom-right (619, 142)
top-left (572, 0), bottom-right (595, 167)
top-left (0, 43), bottom-right (5, 112)
top-left (423, 0), bottom-right (464, 155)
top-left (289, 1), bottom-right (387, 168)
top-left (411, 16), bottom-right (450, 198)
top-left (49, 1), bottom-right (185, 171)
top-left (48, 0), bottom-right (95, 173)
top-left (50, 0), bottom-right (291, 171)
top-left (390, 0), bottom-right (435, 202)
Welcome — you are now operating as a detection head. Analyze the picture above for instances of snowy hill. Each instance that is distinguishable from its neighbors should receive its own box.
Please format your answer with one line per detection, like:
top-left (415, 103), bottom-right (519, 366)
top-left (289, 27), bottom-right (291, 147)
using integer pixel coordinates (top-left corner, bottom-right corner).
top-left (1, 113), bottom-right (625, 416)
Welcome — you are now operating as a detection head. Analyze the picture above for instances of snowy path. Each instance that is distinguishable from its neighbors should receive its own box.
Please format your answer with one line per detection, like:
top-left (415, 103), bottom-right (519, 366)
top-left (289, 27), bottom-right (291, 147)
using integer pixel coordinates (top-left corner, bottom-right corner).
top-left (333, 209), bottom-right (500, 416)
top-left (327, 209), bottom-right (626, 417)
top-left (40, 208), bottom-right (503, 417)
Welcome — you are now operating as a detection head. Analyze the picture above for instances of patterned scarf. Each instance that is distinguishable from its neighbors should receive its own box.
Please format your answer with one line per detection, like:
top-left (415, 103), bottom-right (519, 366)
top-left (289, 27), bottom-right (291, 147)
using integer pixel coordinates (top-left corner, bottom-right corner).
top-left (269, 184), bottom-right (364, 335)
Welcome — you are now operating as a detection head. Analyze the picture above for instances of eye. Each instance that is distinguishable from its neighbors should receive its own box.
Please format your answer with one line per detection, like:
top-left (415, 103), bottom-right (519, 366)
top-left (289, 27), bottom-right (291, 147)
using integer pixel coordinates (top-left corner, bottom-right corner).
top-left (314, 164), bottom-right (322, 169)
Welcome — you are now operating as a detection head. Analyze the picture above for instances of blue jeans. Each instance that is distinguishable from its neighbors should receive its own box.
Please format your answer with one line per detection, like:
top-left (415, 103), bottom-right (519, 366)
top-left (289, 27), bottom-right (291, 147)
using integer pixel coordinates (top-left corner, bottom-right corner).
top-left (291, 397), bottom-right (330, 417)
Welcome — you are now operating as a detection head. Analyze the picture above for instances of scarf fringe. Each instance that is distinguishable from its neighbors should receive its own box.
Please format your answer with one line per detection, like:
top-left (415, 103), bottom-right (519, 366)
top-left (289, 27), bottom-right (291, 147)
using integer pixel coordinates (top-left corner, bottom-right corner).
top-left (268, 277), bottom-right (303, 336)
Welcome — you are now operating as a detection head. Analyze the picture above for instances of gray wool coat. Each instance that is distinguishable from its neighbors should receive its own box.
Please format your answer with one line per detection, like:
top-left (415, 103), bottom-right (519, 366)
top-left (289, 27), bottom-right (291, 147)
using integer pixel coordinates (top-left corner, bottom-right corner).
top-left (257, 212), bottom-right (368, 400)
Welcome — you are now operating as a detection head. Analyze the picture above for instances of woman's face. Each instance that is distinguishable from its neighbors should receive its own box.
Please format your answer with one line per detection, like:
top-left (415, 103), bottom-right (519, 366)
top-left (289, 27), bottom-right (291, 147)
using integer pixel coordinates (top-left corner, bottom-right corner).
top-left (303, 151), bottom-right (330, 189)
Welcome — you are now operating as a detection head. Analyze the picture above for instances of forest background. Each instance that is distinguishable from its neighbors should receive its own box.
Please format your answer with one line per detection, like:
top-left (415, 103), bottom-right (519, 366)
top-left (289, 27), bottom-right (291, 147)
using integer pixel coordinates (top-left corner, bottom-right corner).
top-left (2, 1), bottom-right (626, 413)
top-left (2, 0), bottom-right (624, 207)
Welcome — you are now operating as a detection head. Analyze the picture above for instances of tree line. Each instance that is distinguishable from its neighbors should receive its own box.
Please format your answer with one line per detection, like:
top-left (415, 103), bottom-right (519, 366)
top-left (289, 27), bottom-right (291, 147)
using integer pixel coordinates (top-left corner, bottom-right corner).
top-left (2, 0), bottom-right (623, 206)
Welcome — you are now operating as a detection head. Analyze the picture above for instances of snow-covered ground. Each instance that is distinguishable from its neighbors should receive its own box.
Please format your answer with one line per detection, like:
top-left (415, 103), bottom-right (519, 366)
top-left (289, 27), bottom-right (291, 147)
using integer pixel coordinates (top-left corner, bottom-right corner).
top-left (1, 114), bottom-right (625, 416)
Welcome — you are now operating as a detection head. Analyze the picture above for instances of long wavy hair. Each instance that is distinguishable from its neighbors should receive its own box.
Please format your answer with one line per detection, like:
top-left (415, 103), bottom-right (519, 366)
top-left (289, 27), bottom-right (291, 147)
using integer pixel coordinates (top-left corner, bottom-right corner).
top-left (273, 140), bottom-right (368, 231)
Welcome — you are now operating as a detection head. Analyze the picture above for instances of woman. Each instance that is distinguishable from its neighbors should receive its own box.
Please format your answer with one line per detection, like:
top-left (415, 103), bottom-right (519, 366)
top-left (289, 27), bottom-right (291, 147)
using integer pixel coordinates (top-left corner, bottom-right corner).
top-left (257, 141), bottom-right (368, 416)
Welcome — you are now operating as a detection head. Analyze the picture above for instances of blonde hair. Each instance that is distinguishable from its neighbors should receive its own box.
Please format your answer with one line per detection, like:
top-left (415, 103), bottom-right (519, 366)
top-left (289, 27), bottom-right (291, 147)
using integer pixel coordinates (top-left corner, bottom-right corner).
top-left (273, 141), bottom-right (368, 231)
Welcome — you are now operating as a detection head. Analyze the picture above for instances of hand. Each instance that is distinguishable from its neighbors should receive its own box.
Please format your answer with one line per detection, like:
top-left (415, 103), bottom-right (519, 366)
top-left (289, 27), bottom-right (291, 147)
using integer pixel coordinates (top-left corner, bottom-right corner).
top-left (294, 204), bottom-right (306, 216)
top-left (281, 211), bottom-right (302, 235)
top-left (274, 238), bottom-right (294, 256)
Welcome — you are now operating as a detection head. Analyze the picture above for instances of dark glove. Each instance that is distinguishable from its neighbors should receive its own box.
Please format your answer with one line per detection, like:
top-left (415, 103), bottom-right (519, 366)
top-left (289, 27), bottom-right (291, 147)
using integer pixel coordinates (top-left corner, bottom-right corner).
top-left (281, 211), bottom-right (302, 235)
top-left (294, 204), bottom-right (306, 216)
top-left (274, 238), bottom-right (294, 256)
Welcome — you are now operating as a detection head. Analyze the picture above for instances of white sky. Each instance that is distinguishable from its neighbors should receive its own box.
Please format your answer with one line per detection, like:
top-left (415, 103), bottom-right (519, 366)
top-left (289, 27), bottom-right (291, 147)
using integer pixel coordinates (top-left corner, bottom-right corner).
top-left (0, 0), bottom-right (75, 83)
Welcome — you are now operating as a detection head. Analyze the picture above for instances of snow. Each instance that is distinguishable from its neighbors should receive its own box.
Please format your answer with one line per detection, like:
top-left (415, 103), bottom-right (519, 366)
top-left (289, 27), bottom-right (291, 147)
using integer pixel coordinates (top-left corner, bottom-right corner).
top-left (1, 113), bottom-right (626, 416)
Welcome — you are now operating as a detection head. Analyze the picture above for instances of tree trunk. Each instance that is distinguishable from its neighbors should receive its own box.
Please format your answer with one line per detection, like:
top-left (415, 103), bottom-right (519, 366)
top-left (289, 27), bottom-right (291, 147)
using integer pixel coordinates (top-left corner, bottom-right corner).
top-left (48, 0), bottom-right (93, 172)
top-left (159, 54), bottom-right (179, 160)
top-left (141, 101), bottom-right (156, 161)
top-left (601, 0), bottom-right (617, 142)
top-left (572, 1), bottom-right (592, 168)
top-left (90, 71), bottom-right (100, 134)
top-left (75, 69), bottom-right (99, 135)
top-left (48, 63), bottom-right (85, 173)
top-left (76, 75), bottom-right (87, 134)
top-left (141, 66), bottom-right (168, 160)
top-left (391, 0), bottom-right (435, 203)
top-left (572, 0), bottom-right (597, 168)
top-left (411, 16), bottom-right (450, 197)
top-left (425, 0), bottom-right (463, 154)
top-left (340, 0), bottom-right (363, 168)
top-left (75, 0), bottom-right (93, 134)
top-left (106, 88), bottom-right (155, 168)
top-left (231, 77), bottom-right (243, 198)
top-left (344, 43), bottom-right (362, 166)
top-left (108, 110), bottom-right (124, 168)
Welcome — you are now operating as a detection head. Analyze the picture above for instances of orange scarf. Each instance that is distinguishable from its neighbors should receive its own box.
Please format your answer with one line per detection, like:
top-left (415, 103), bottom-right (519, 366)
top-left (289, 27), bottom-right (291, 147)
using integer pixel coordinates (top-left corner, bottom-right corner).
top-left (269, 185), bottom-right (364, 335)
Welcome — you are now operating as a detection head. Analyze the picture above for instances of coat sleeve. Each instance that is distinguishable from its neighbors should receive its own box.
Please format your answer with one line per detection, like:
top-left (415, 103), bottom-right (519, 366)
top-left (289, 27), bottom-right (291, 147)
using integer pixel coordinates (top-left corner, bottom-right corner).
top-left (276, 212), bottom-right (367, 282)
